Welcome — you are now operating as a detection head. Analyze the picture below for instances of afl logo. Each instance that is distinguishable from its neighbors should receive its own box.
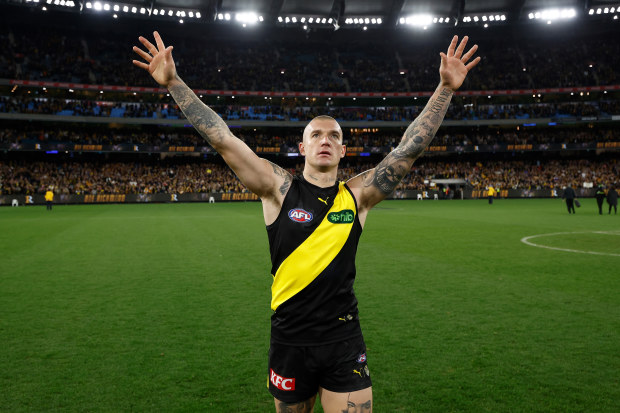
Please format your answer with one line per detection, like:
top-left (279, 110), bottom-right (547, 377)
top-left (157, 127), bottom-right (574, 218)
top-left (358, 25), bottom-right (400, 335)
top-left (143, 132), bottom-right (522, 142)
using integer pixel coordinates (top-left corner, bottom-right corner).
top-left (288, 208), bottom-right (313, 223)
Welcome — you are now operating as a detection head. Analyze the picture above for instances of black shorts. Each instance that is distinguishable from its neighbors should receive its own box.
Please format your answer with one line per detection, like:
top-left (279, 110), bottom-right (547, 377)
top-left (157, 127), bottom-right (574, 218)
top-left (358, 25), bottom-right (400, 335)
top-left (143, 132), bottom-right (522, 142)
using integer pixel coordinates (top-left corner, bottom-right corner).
top-left (268, 335), bottom-right (372, 403)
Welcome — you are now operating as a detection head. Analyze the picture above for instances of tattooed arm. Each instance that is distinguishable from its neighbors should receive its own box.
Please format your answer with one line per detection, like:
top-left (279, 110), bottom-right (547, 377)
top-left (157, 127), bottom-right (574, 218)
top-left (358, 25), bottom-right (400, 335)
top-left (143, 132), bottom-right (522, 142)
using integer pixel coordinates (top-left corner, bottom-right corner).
top-left (348, 35), bottom-right (480, 221)
top-left (132, 31), bottom-right (291, 212)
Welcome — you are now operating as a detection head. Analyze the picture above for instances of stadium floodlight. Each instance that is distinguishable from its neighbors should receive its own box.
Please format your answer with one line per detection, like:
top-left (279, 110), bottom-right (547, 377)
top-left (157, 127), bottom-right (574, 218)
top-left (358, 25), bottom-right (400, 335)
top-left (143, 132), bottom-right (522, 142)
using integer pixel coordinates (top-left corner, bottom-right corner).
top-left (103, 3), bottom-right (109, 11)
top-left (196, 12), bottom-right (201, 18)
top-left (529, 8), bottom-right (577, 21)
top-left (122, 5), bottom-right (128, 12)
top-left (278, 16), bottom-right (283, 22)
top-left (224, 13), bottom-right (230, 20)
top-left (93, 1), bottom-right (102, 11)
top-left (236, 12), bottom-right (260, 24)
top-left (404, 14), bottom-right (433, 27)
top-left (85, 1), bottom-right (91, 8)
top-left (113, 4), bottom-right (119, 12)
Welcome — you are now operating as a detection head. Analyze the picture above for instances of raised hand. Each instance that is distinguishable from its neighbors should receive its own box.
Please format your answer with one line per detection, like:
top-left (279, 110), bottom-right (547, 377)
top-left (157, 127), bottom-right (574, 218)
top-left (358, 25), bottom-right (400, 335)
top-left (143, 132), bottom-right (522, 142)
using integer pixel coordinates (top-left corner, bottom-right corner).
top-left (132, 31), bottom-right (176, 88)
top-left (439, 35), bottom-right (480, 91)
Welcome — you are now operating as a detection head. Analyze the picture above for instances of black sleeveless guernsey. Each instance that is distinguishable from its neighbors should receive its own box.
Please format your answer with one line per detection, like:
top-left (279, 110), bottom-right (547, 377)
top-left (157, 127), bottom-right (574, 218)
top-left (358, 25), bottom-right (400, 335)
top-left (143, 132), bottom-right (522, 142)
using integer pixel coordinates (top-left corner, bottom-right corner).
top-left (267, 176), bottom-right (363, 345)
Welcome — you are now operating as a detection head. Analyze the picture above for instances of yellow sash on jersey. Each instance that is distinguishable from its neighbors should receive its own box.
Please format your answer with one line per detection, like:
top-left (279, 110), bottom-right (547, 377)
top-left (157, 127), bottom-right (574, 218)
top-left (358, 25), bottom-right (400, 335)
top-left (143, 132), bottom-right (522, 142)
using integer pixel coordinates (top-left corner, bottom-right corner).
top-left (271, 182), bottom-right (356, 311)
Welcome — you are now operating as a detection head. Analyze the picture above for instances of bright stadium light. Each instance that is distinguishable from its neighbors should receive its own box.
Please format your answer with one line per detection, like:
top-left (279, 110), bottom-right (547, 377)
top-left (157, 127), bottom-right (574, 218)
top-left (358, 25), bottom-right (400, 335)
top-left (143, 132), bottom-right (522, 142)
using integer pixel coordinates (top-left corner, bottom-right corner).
top-left (236, 12), bottom-right (260, 24)
top-left (404, 14), bottom-right (433, 27)
top-left (529, 8), bottom-right (577, 21)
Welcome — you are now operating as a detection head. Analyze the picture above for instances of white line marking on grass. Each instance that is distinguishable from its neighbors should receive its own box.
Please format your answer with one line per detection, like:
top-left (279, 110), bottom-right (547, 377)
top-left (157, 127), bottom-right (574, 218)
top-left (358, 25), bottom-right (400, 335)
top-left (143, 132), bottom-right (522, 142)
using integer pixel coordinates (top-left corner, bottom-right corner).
top-left (520, 231), bottom-right (620, 257)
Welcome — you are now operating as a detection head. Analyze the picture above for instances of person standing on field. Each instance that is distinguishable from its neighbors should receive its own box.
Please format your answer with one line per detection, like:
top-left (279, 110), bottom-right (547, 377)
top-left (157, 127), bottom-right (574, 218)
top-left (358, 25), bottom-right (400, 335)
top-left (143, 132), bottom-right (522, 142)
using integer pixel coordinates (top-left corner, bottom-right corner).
top-left (607, 186), bottom-right (618, 214)
top-left (562, 185), bottom-right (576, 214)
top-left (133, 31), bottom-right (479, 413)
top-left (45, 187), bottom-right (54, 211)
top-left (595, 185), bottom-right (606, 215)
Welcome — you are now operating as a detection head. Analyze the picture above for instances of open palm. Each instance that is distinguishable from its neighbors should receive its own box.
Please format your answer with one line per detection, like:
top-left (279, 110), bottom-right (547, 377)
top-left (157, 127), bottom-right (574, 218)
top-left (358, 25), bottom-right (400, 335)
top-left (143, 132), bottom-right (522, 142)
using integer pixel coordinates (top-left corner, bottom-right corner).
top-left (132, 31), bottom-right (176, 87)
top-left (439, 35), bottom-right (480, 91)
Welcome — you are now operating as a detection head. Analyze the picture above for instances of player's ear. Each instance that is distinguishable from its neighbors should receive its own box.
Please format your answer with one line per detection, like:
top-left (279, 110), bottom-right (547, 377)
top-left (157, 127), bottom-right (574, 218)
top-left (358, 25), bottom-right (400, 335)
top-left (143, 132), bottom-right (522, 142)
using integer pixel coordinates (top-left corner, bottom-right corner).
top-left (299, 141), bottom-right (306, 156)
top-left (340, 144), bottom-right (346, 158)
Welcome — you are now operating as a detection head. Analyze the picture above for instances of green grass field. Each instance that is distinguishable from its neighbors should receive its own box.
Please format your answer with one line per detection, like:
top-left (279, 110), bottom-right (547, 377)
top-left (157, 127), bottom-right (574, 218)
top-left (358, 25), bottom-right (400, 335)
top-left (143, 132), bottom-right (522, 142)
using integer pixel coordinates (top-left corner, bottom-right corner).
top-left (1, 198), bottom-right (619, 412)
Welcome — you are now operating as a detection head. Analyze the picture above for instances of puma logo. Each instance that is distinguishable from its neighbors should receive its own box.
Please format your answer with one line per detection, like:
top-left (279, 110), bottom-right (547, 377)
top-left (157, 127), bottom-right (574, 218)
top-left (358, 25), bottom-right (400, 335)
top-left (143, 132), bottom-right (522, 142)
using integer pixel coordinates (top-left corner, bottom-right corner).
top-left (318, 197), bottom-right (329, 205)
top-left (353, 369), bottom-right (362, 377)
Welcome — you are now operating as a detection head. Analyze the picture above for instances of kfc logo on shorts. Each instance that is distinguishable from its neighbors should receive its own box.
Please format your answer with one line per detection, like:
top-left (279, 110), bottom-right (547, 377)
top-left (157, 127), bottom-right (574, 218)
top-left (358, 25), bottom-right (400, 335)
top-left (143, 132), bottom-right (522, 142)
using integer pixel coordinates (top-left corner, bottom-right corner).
top-left (270, 369), bottom-right (296, 391)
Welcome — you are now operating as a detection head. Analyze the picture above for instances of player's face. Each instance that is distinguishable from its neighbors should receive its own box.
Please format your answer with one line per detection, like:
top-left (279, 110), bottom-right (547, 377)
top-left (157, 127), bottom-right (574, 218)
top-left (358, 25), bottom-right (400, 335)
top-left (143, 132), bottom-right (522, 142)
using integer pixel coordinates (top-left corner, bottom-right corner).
top-left (299, 118), bottom-right (346, 168)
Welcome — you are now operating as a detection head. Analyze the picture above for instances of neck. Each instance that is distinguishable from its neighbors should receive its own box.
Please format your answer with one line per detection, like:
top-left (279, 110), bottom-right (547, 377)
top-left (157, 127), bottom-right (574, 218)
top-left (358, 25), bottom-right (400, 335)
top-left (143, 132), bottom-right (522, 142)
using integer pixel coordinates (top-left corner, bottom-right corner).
top-left (303, 166), bottom-right (338, 188)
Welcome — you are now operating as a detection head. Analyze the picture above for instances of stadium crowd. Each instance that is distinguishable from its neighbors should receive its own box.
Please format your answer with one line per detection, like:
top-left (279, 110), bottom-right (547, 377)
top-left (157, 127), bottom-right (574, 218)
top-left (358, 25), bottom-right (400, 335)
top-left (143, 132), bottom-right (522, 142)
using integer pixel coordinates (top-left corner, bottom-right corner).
top-left (1, 125), bottom-right (618, 149)
top-left (2, 22), bottom-right (619, 92)
top-left (1, 158), bottom-right (617, 195)
top-left (2, 95), bottom-right (619, 122)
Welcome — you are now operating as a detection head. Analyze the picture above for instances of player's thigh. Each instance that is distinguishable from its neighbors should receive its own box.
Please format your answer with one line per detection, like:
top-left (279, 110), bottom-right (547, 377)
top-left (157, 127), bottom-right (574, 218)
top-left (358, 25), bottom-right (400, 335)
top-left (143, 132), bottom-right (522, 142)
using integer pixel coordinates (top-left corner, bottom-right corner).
top-left (274, 394), bottom-right (317, 413)
top-left (319, 386), bottom-right (372, 413)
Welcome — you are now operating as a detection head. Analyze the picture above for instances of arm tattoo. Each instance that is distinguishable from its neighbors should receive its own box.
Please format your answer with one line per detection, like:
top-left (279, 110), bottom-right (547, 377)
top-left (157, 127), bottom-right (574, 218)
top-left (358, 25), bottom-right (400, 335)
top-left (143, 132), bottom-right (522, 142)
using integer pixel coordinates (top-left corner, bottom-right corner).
top-left (168, 77), bottom-right (232, 148)
top-left (371, 87), bottom-right (453, 195)
top-left (268, 160), bottom-right (293, 196)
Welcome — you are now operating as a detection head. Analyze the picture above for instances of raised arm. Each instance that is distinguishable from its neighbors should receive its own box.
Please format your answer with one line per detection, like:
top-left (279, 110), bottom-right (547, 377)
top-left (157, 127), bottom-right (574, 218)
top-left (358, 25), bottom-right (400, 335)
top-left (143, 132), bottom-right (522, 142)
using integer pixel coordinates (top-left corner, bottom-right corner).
top-left (132, 32), bottom-right (291, 204)
top-left (348, 35), bottom-right (480, 217)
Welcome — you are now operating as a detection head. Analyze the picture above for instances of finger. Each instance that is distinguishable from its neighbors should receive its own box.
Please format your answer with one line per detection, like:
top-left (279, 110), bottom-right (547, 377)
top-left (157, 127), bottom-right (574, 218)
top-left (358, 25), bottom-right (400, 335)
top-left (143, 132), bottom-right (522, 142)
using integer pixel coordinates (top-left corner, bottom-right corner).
top-left (465, 56), bottom-right (481, 71)
top-left (165, 45), bottom-right (174, 58)
top-left (138, 36), bottom-right (158, 54)
top-left (132, 60), bottom-right (150, 70)
top-left (454, 35), bottom-right (469, 59)
top-left (447, 35), bottom-right (458, 57)
top-left (154, 31), bottom-right (166, 52)
top-left (439, 52), bottom-right (448, 65)
top-left (461, 44), bottom-right (478, 64)
top-left (132, 46), bottom-right (152, 62)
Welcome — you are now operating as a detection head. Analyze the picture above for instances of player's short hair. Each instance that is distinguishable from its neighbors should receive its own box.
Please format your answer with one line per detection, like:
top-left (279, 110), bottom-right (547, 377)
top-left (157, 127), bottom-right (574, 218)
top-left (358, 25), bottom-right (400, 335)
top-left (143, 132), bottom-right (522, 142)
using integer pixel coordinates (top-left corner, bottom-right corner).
top-left (303, 115), bottom-right (342, 142)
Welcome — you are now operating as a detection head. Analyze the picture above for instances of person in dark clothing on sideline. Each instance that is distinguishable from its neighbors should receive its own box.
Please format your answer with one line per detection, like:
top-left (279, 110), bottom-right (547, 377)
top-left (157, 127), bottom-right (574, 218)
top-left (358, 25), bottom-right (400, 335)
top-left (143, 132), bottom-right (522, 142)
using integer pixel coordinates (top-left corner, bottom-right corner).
top-left (562, 185), bottom-right (576, 214)
top-left (607, 186), bottom-right (618, 214)
top-left (595, 185), bottom-right (606, 215)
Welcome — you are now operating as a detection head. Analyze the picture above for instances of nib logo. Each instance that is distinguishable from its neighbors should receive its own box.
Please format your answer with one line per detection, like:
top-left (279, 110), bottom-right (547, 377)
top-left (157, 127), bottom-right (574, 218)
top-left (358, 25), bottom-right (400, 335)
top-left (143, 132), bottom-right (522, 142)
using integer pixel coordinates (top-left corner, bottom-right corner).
top-left (270, 369), bottom-right (295, 391)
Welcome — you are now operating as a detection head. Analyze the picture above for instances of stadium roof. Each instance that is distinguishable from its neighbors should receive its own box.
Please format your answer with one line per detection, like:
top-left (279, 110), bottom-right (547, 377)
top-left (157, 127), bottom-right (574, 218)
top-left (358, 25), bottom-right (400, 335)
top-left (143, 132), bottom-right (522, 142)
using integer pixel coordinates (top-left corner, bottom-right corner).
top-left (6, 0), bottom-right (620, 28)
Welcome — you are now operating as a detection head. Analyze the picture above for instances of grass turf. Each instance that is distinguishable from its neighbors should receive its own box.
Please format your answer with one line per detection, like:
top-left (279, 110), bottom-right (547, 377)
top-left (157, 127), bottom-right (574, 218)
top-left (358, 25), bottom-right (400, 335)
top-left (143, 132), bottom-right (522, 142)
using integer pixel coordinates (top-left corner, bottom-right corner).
top-left (1, 198), bottom-right (619, 412)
